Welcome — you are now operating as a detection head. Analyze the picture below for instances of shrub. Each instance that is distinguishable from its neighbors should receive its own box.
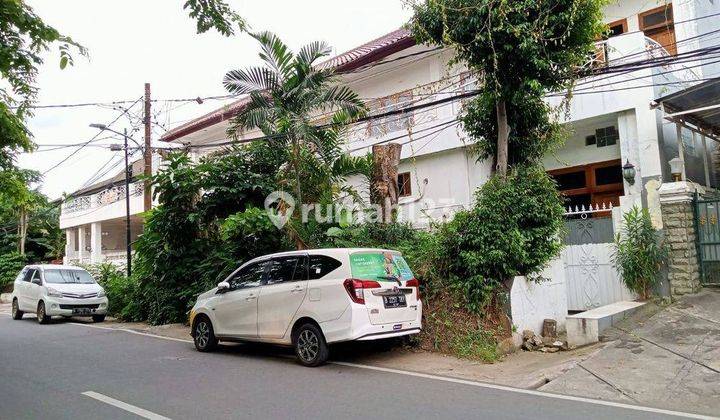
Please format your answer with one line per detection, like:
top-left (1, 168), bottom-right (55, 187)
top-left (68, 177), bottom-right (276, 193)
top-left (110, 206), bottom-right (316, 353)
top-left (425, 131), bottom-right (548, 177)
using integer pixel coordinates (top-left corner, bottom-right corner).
top-left (0, 252), bottom-right (26, 291)
top-left (83, 263), bottom-right (142, 320)
top-left (440, 165), bottom-right (565, 311)
top-left (612, 207), bottom-right (667, 299)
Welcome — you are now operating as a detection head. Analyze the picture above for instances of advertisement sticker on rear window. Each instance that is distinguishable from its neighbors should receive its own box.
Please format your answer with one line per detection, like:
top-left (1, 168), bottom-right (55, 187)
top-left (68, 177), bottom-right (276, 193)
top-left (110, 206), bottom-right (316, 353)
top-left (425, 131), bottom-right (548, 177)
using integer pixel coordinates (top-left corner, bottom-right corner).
top-left (350, 252), bottom-right (414, 282)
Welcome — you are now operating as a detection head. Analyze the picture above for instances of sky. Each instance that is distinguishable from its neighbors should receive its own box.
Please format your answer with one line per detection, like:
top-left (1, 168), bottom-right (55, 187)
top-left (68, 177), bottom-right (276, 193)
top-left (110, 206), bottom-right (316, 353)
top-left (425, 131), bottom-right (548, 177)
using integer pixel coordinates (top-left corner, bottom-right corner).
top-left (18, 0), bottom-right (413, 200)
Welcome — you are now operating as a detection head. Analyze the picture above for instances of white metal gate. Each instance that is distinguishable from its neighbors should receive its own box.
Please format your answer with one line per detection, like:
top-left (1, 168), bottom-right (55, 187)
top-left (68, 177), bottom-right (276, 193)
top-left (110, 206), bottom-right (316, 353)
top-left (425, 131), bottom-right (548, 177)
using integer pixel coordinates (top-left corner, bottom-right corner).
top-left (562, 205), bottom-right (635, 311)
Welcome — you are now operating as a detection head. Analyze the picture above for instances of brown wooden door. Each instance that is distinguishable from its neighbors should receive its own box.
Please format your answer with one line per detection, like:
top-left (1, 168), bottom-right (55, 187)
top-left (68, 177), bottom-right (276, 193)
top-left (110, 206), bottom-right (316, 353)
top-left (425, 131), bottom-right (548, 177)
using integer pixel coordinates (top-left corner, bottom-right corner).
top-left (648, 28), bottom-right (677, 55)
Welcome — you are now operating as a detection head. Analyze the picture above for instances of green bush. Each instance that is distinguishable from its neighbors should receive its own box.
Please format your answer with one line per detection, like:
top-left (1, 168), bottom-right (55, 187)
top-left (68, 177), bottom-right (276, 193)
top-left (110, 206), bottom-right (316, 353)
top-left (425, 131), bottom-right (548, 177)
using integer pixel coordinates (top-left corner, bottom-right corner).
top-left (440, 165), bottom-right (565, 311)
top-left (0, 252), bottom-right (26, 291)
top-left (83, 263), bottom-right (142, 320)
top-left (612, 207), bottom-right (667, 299)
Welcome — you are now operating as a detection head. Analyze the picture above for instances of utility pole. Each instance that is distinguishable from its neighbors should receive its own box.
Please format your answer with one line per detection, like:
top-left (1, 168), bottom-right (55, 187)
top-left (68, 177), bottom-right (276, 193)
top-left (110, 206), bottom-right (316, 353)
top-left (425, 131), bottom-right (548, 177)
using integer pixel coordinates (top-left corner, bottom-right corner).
top-left (122, 128), bottom-right (132, 277)
top-left (143, 83), bottom-right (152, 212)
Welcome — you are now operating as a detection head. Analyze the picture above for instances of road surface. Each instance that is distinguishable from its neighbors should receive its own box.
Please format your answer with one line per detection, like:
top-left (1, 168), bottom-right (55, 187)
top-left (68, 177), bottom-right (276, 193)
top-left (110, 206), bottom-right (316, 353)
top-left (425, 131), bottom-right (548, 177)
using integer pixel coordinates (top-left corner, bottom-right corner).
top-left (0, 315), bottom-right (707, 420)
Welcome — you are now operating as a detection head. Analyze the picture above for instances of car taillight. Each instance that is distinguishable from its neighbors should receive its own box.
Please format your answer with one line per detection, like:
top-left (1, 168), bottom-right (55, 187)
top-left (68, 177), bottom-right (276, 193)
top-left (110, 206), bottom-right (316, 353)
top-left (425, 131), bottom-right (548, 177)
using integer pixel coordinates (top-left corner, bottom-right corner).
top-left (406, 278), bottom-right (420, 300)
top-left (343, 279), bottom-right (381, 304)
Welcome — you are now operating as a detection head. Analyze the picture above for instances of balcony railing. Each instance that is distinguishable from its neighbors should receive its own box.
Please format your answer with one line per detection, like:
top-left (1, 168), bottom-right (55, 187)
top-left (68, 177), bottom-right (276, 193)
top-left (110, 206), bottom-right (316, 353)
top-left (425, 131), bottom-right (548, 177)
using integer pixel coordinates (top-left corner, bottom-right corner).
top-left (62, 182), bottom-right (144, 215)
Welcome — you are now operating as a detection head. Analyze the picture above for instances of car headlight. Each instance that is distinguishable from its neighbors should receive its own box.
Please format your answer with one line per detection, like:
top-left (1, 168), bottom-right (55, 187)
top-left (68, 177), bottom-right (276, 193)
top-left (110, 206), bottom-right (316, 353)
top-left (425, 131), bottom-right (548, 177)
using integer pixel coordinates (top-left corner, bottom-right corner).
top-left (97, 289), bottom-right (106, 298)
top-left (47, 287), bottom-right (63, 297)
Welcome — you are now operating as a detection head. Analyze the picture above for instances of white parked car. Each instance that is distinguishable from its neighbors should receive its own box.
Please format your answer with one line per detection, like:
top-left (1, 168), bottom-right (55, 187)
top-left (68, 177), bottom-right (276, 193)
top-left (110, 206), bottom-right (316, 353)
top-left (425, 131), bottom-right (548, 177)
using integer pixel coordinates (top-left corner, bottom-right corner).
top-left (10, 265), bottom-right (109, 324)
top-left (190, 248), bottom-right (422, 366)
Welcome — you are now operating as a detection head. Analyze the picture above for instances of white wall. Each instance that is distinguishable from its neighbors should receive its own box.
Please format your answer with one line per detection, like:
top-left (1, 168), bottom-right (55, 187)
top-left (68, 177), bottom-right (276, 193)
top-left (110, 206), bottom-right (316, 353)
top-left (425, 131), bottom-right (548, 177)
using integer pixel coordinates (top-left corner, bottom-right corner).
top-left (510, 258), bottom-right (568, 335)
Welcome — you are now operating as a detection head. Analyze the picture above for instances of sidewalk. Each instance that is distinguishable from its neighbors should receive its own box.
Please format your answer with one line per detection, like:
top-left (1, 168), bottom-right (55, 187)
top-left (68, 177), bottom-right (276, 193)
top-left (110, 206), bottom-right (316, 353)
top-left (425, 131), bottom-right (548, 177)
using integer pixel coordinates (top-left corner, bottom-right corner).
top-left (540, 289), bottom-right (720, 417)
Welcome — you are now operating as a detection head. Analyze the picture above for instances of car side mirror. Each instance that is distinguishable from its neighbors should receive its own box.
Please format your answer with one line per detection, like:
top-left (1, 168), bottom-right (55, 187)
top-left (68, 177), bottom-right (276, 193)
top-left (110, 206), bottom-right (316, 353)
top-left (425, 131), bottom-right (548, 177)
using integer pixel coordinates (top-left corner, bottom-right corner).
top-left (216, 281), bottom-right (230, 294)
top-left (31, 278), bottom-right (42, 285)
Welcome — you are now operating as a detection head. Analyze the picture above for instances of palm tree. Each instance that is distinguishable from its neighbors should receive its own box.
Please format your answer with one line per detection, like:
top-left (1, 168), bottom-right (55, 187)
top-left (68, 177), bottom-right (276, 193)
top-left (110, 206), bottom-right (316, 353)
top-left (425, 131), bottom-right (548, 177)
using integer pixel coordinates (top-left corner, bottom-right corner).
top-left (223, 32), bottom-right (367, 206)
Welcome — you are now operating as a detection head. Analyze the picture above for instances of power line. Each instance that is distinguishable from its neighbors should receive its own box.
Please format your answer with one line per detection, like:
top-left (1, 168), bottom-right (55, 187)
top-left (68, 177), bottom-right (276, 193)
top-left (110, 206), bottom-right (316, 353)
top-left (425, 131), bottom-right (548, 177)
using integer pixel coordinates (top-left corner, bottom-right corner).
top-left (40, 97), bottom-right (143, 176)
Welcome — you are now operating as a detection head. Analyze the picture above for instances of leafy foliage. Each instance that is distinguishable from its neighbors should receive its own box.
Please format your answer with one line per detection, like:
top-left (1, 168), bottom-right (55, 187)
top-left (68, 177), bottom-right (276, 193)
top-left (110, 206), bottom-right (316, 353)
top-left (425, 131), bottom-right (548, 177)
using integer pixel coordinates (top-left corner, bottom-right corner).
top-left (83, 263), bottom-right (142, 320)
top-left (0, 0), bottom-right (86, 171)
top-left (183, 0), bottom-right (247, 36)
top-left (463, 91), bottom-right (565, 164)
top-left (612, 207), bottom-right (667, 299)
top-left (439, 166), bottom-right (566, 310)
top-left (0, 252), bottom-right (26, 291)
top-left (224, 32), bottom-right (367, 209)
top-left (132, 146), bottom-right (290, 324)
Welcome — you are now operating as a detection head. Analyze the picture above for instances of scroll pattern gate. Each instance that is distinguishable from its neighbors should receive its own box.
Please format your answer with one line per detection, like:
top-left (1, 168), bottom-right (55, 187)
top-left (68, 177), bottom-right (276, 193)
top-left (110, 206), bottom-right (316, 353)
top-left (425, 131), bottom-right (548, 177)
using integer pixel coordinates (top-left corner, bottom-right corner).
top-left (694, 193), bottom-right (720, 286)
top-left (562, 205), bottom-right (635, 311)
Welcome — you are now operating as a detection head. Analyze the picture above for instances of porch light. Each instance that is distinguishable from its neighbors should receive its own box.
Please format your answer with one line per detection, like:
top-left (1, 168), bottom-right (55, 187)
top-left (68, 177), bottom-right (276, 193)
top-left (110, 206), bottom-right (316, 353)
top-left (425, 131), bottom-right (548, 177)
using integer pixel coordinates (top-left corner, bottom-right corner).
top-left (622, 160), bottom-right (636, 185)
top-left (669, 157), bottom-right (684, 182)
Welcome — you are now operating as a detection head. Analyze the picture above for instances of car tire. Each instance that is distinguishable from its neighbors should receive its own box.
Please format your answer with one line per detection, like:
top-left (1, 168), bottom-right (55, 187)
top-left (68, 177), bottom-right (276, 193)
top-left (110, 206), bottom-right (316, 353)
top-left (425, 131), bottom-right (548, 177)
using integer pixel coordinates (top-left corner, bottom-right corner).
top-left (294, 323), bottom-right (329, 367)
top-left (193, 316), bottom-right (218, 352)
top-left (11, 299), bottom-right (23, 320)
top-left (92, 314), bottom-right (106, 323)
top-left (37, 301), bottom-right (49, 324)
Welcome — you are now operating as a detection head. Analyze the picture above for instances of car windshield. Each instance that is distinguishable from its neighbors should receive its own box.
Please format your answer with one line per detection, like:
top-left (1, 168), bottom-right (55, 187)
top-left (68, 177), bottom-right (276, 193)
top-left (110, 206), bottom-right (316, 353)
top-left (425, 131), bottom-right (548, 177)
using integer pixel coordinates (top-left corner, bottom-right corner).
top-left (349, 252), bottom-right (414, 282)
top-left (43, 269), bottom-right (96, 284)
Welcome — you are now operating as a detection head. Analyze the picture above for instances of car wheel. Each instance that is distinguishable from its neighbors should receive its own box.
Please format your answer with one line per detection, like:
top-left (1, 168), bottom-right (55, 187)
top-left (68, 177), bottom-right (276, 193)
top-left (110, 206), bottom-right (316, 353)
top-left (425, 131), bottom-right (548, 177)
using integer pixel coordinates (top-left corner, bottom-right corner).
top-left (92, 314), bottom-right (106, 323)
top-left (193, 316), bottom-right (218, 352)
top-left (37, 301), bottom-right (49, 324)
top-left (294, 323), bottom-right (329, 367)
top-left (11, 299), bottom-right (23, 320)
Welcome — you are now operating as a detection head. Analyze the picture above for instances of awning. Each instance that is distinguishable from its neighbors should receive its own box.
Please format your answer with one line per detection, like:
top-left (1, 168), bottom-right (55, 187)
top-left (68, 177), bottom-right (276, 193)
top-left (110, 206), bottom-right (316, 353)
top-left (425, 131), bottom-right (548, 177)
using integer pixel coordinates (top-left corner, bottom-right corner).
top-left (652, 77), bottom-right (720, 140)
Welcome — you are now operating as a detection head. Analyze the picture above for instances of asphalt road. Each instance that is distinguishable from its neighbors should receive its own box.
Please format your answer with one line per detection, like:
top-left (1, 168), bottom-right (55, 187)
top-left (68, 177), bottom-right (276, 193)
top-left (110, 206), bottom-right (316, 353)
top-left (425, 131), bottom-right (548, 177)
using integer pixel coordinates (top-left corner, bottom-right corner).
top-left (0, 315), bottom-right (705, 420)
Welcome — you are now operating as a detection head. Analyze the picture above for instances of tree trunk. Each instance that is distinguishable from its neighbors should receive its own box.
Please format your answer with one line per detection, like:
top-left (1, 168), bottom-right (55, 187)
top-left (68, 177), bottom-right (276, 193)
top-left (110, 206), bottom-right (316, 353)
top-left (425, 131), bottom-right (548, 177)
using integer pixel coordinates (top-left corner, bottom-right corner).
top-left (18, 208), bottom-right (27, 255)
top-left (292, 137), bottom-right (303, 206)
top-left (371, 143), bottom-right (402, 224)
top-left (495, 100), bottom-right (509, 176)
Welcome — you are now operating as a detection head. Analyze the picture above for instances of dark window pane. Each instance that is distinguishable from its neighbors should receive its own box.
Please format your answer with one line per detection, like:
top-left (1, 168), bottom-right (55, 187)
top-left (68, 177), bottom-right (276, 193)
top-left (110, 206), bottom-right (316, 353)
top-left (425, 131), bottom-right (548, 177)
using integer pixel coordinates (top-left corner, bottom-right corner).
top-left (595, 126), bottom-right (618, 148)
top-left (643, 8), bottom-right (672, 28)
top-left (293, 256), bottom-right (309, 281)
top-left (229, 261), bottom-right (267, 290)
top-left (398, 172), bottom-right (412, 197)
top-left (308, 255), bottom-right (342, 280)
top-left (609, 23), bottom-right (625, 37)
top-left (23, 269), bottom-right (34, 282)
top-left (595, 165), bottom-right (623, 185)
top-left (552, 171), bottom-right (586, 191)
top-left (265, 256), bottom-right (301, 285)
top-left (585, 135), bottom-right (596, 146)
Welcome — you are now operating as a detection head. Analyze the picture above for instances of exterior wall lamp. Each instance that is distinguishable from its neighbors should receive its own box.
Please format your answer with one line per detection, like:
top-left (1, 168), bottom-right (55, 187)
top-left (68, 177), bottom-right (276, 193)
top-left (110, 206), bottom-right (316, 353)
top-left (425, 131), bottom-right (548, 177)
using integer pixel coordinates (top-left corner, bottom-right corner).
top-left (622, 159), bottom-right (636, 185)
top-left (669, 157), bottom-right (684, 182)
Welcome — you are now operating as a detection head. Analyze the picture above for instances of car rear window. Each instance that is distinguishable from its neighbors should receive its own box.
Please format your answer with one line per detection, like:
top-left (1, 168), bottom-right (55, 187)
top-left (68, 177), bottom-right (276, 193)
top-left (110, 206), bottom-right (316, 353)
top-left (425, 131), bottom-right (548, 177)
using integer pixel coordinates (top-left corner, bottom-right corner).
top-left (308, 255), bottom-right (342, 280)
top-left (43, 269), bottom-right (96, 284)
top-left (349, 252), bottom-right (414, 282)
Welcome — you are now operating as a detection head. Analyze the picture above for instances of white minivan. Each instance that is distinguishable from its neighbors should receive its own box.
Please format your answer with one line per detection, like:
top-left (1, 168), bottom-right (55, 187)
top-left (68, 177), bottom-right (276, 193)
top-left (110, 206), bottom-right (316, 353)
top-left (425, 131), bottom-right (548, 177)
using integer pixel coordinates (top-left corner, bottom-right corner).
top-left (10, 265), bottom-right (109, 324)
top-left (189, 248), bottom-right (422, 366)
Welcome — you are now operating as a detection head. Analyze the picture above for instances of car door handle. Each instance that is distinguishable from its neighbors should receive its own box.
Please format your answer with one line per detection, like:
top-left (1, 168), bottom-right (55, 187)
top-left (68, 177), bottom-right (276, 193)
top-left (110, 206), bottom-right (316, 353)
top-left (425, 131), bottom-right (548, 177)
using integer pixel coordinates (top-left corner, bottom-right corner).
top-left (246, 295), bottom-right (257, 301)
top-left (290, 286), bottom-right (303, 293)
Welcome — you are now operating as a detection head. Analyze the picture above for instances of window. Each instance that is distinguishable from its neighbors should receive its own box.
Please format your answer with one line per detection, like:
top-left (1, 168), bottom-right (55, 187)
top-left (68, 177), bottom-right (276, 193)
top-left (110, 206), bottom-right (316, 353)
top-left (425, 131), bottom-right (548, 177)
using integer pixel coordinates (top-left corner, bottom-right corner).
top-left (640, 5), bottom-right (676, 55)
top-left (17, 268), bottom-right (28, 282)
top-left (228, 261), bottom-right (267, 290)
top-left (43, 269), bottom-right (95, 284)
top-left (595, 126), bottom-right (618, 147)
top-left (265, 256), bottom-right (307, 285)
top-left (30, 270), bottom-right (42, 284)
top-left (398, 172), bottom-right (412, 197)
top-left (552, 170), bottom-right (586, 191)
top-left (606, 19), bottom-right (627, 38)
top-left (308, 255), bottom-right (342, 280)
top-left (640, 6), bottom-right (673, 31)
top-left (595, 165), bottom-right (623, 185)
top-left (585, 135), bottom-right (596, 146)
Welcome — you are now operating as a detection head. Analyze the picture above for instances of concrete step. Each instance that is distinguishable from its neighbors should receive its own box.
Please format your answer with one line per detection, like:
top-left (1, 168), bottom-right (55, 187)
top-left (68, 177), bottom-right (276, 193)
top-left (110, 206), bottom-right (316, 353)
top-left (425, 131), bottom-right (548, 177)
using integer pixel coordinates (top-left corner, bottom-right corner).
top-left (566, 301), bottom-right (645, 347)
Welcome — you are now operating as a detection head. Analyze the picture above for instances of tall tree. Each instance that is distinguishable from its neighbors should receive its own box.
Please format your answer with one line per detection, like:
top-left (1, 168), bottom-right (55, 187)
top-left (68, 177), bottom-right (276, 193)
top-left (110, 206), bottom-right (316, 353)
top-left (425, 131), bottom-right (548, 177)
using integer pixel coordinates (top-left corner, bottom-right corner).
top-left (411, 0), bottom-right (606, 175)
top-left (223, 32), bottom-right (367, 207)
top-left (183, 0), bottom-right (247, 36)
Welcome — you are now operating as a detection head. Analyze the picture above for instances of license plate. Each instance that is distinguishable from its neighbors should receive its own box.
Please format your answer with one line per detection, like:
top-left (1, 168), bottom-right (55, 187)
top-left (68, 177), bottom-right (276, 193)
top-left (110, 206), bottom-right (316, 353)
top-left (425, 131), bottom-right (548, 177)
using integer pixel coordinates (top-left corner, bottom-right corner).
top-left (383, 294), bottom-right (407, 308)
top-left (72, 308), bottom-right (92, 315)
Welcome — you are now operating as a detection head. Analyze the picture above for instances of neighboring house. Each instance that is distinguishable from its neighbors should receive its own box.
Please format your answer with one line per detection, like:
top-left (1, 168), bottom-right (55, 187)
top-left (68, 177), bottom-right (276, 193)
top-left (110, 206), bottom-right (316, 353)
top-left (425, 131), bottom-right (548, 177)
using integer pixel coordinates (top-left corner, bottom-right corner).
top-left (158, 0), bottom-right (719, 331)
top-left (60, 158), bottom-right (153, 265)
